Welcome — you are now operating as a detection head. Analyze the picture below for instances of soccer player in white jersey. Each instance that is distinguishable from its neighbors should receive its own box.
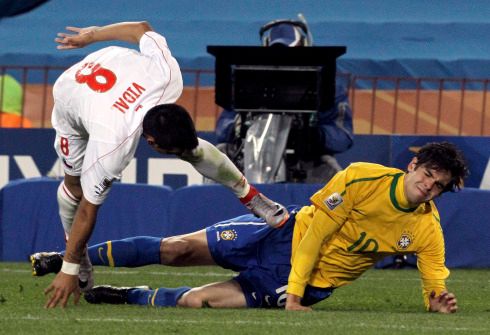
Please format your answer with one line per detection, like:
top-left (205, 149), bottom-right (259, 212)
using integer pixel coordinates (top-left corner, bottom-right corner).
top-left (43, 21), bottom-right (289, 309)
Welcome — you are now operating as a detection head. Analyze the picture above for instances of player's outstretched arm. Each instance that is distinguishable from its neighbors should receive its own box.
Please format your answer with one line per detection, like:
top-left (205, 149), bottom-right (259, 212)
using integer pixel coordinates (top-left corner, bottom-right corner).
top-left (44, 197), bottom-right (99, 308)
top-left (55, 21), bottom-right (152, 50)
top-left (428, 290), bottom-right (458, 313)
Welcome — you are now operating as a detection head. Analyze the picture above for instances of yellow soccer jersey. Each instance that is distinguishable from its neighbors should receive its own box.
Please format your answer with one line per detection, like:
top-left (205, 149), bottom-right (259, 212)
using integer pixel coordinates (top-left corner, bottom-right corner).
top-left (288, 162), bottom-right (449, 309)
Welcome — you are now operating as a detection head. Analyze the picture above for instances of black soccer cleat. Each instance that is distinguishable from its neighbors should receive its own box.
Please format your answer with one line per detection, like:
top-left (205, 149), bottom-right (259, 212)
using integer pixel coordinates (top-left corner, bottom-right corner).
top-left (30, 252), bottom-right (63, 276)
top-left (84, 285), bottom-right (150, 305)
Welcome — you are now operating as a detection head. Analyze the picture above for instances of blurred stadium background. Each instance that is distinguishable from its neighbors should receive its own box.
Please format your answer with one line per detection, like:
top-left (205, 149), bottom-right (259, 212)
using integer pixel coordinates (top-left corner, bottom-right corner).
top-left (1, 0), bottom-right (489, 133)
top-left (0, 0), bottom-right (489, 275)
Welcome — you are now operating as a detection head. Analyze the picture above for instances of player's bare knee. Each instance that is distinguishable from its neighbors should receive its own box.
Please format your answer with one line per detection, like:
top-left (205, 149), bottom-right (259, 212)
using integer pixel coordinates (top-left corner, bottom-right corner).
top-left (160, 237), bottom-right (193, 265)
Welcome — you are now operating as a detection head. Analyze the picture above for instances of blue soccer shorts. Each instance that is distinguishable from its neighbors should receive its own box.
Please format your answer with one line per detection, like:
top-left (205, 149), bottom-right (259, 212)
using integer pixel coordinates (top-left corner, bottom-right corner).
top-left (206, 206), bottom-right (334, 308)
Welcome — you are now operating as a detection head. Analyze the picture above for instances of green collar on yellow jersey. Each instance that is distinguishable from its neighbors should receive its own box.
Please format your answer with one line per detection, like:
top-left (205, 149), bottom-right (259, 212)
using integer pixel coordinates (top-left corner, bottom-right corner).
top-left (390, 173), bottom-right (417, 213)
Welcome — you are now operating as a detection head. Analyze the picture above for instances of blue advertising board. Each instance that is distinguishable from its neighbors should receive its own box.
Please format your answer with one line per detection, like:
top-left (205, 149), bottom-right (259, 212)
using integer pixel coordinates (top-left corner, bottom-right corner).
top-left (0, 129), bottom-right (489, 190)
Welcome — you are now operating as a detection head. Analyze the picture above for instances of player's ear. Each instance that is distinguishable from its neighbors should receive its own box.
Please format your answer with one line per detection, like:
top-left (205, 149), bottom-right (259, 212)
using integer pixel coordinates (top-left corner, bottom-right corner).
top-left (407, 157), bottom-right (418, 172)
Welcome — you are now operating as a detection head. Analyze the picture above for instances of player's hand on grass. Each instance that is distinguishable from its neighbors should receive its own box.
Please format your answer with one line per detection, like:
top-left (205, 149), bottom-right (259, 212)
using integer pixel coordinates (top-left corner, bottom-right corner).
top-left (429, 290), bottom-right (458, 314)
top-left (44, 271), bottom-right (80, 308)
top-left (285, 293), bottom-right (312, 311)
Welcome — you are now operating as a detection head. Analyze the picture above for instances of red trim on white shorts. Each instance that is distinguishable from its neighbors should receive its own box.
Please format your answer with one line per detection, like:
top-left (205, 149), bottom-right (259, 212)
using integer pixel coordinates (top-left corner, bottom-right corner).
top-left (62, 183), bottom-right (80, 203)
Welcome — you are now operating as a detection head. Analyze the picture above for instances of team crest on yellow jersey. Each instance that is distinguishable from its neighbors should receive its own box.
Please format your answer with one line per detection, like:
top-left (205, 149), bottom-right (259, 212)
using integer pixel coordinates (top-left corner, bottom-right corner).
top-left (220, 229), bottom-right (238, 241)
top-left (325, 192), bottom-right (343, 210)
top-left (397, 232), bottom-right (414, 250)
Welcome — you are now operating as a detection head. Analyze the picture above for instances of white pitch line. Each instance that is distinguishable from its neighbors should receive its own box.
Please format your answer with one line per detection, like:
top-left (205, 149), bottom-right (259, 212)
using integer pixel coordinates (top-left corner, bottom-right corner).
top-left (2, 267), bottom-right (489, 283)
top-left (0, 315), bottom-right (487, 333)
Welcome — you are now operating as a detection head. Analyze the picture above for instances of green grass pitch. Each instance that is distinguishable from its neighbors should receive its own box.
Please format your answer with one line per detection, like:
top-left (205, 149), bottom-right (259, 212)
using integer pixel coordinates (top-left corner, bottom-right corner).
top-left (0, 263), bottom-right (488, 335)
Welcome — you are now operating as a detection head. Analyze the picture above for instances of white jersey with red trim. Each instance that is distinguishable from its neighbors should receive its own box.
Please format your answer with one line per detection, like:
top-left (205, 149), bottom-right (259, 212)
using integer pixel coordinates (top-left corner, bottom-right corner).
top-left (51, 31), bottom-right (183, 205)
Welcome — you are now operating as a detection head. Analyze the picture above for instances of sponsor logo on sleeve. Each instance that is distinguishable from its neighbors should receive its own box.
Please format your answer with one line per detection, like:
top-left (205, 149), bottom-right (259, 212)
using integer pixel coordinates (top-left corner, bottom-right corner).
top-left (94, 177), bottom-right (114, 196)
top-left (324, 192), bottom-right (343, 210)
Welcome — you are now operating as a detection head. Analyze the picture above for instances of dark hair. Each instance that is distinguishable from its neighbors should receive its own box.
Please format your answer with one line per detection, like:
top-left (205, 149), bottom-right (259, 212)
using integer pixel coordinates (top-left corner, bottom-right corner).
top-left (142, 104), bottom-right (198, 151)
top-left (415, 141), bottom-right (469, 192)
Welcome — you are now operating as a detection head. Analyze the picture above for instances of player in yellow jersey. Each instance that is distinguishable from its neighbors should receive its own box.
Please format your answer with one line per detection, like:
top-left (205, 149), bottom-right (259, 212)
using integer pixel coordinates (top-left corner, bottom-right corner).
top-left (286, 141), bottom-right (468, 313)
top-left (31, 142), bottom-right (467, 313)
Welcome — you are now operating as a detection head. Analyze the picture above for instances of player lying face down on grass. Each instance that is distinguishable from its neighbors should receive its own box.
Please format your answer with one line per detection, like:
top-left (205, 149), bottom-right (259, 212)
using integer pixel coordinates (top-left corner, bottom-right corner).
top-left (42, 20), bottom-right (288, 309)
top-left (32, 142), bottom-right (467, 313)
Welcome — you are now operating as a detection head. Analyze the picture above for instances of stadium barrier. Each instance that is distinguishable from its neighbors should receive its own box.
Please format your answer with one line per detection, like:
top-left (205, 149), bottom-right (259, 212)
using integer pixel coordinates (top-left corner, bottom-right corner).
top-left (1, 66), bottom-right (489, 135)
top-left (1, 129), bottom-right (489, 191)
top-left (1, 177), bottom-right (489, 268)
top-left (164, 183), bottom-right (322, 236)
top-left (0, 178), bottom-right (172, 261)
